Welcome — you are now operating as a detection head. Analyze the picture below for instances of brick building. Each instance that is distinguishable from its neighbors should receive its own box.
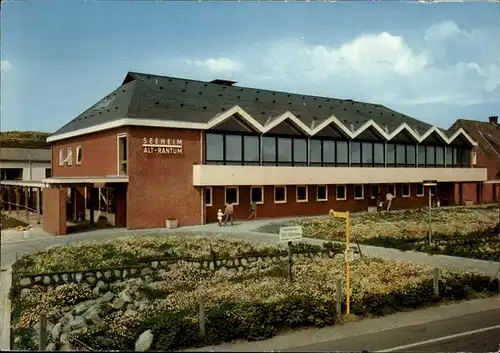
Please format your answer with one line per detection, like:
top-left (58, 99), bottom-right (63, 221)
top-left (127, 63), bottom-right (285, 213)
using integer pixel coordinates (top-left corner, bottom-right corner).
top-left (449, 116), bottom-right (500, 204)
top-left (41, 72), bottom-right (487, 235)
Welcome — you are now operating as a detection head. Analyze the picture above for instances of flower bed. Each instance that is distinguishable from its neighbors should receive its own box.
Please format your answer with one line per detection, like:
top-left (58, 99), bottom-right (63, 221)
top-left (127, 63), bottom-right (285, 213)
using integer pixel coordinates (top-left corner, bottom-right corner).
top-left (10, 235), bottom-right (498, 351)
top-left (257, 206), bottom-right (500, 261)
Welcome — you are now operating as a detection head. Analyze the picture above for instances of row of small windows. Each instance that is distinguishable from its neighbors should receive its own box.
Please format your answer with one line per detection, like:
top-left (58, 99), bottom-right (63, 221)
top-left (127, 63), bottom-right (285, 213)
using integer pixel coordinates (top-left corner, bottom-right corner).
top-left (205, 133), bottom-right (471, 167)
top-left (204, 183), bottom-right (436, 207)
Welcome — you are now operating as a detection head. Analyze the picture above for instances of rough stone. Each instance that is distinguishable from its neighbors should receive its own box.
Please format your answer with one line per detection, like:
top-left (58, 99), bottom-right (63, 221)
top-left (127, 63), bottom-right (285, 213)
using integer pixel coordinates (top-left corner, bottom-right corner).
top-left (43, 276), bottom-right (51, 285)
top-left (135, 330), bottom-right (153, 352)
top-left (51, 322), bottom-right (61, 340)
top-left (130, 268), bottom-right (138, 275)
top-left (74, 300), bottom-right (95, 315)
top-left (69, 316), bottom-right (86, 330)
top-left (96, 271), bottom-right (103, 279)
top-left (96, 280), bottom-right (106, 289)
top-left (151, 261), bottom-right (159, 268)
top-left (209, 262), bottom-right (215, 270)
top-left (19, 278), bottom-right (31, 287)
top-left (140, 268), bottom-right (152, 276)
top-left (75, 273), bottom-right (83, 282)
top-left (61, 274), bottom-right (69, 282)
top-left (86, 276), bottom-right (96, 285)
top-left (34, 276), bottom-right (42, 282)
top-left (241, 258), bottom-right (248, 266)
top-left (122, 269), bottom-right (129, 278)
top-left (111, 297), bottom-right (126, 309)
top-left (126, 303), bottom-right (135, 311)
top-left (119, 291), bottom-right (133, 303)
top-left (104, 271), bottom-right (112, 279)
top-left (101, 291), bottom-right (114, 303)
top-left (52, 274), bottom-right (60, 283)
top-left (92, 286), bottom-right (100, 298)
top-left (20, 288), bottom-right (31, 297)
top-left (46, 343), bottom-right (56, 351)
top-left (60, 343), bottom-right (72, 351)
top-left (89, 311), bottom-right (106, 328)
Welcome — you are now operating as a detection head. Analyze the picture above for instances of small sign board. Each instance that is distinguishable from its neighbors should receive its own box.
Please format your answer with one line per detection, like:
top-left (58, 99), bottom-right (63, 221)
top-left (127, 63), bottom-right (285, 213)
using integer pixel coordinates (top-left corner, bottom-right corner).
top-left (332, 211), bottom-right (348, 219)
top-left (279, 226), bottom-right (303, 243)
top-left (344, 249), bottom-right (355, 263)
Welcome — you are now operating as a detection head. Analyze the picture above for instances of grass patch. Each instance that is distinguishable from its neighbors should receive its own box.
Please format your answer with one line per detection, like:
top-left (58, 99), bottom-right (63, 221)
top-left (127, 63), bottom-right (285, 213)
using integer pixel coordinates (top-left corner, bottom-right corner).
top-left (1, 213), bottom-right (29, 230)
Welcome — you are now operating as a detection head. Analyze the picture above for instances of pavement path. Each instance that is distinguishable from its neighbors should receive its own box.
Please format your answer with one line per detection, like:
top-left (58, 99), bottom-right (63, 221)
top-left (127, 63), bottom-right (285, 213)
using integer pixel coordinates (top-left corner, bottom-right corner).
top-left (188, 296), bottom-right (500, 352)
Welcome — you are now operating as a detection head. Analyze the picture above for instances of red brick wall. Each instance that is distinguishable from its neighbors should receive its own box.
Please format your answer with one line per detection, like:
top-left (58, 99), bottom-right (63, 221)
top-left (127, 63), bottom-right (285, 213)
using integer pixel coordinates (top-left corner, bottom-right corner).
top-left (126, 127), bottom-right (202, 229)
top-left (42, 188), bottom-right (67, 236)
top-left (51, 128), bottom-right (129, 177)
top-left (205, 183), bottom-right (431, 223)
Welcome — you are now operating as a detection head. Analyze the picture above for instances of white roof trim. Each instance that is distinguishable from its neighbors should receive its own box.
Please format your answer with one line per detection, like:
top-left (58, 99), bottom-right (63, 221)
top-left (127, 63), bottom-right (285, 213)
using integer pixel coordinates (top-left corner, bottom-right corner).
top-left (47, 105), bottom-right (478, 146)
top-left (262, 111), bottom-right (311, 135)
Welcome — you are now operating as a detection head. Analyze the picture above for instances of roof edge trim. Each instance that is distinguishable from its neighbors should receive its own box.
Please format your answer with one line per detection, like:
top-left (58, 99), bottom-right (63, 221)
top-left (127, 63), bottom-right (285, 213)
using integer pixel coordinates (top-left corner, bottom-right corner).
top-left (47, 106), bottom-right (478, 146)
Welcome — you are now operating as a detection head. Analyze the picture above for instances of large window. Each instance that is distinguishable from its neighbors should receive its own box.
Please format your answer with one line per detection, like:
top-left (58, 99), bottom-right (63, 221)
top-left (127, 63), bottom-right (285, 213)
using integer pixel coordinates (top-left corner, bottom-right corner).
top-left (426, 146), bottom-right (435, 166)
top-left (417, 145), bottom-right (426, 167)
top-left (388, 143), bottom-right (416, 167)
top-left (351, 142), bottom-right (361, 165)
top-left (243, 135), bottom-right (259, 165)
top-left (435, 146), bottom-right (444, 166)
top-left (277, 137), bottom-right (292, 165)
top-left (206, 133), bottom-right (260, 165)
top-left (416, 184), bottom-right (424, 196)
top-left (371, 184), bottom-right (380, 199)
top-left (374, 143), bottom-right (384, 165)
top-left (250, 186), bottom-right (264, 204)
top-left (262, 136), bottom-right (276, 165)
top-left (446, 147), bottom-right (470, 167)
top-left (402, 184), bottom-right (410, 197)
top-left (225, 135), bottom-right (242, 163)
top-left (293, 138), bottom-right (308, 166)
top-left (309, 139), bottom-right (348, 166)
top-left (406, 145), bottom-right (416, 165)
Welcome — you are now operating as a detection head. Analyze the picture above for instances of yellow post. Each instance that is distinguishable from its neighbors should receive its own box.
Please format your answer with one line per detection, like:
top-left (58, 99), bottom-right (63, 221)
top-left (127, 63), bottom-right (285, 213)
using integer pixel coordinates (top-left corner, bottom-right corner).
top-left (345, 211), bottom-right (351, 316)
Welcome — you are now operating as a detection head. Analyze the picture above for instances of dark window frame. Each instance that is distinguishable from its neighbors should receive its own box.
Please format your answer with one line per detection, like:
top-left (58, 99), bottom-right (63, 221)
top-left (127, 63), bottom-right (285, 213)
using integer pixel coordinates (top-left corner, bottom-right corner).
top-left (250, 186), bottom-right (264, 204)
top-left (309, 137), bottom-right (351, 167)
top-left (416, 183), bottom-right (424, 196)
top-left (371, 184), bottom-right (380, 199)
top-left (388, 143), bottom-right (416, 168)
top-left (274, 185), bottom-right (287, 203)
top-left (225, 186), bottom-right (239, 205)
top-left (296, 186), bottom-right (308, 202)
top-left (336, 185), bottom-right (346, 200)
top-left (402, 184), bottom-right (411, 197)
top-left (262, 134), bottom-right (308, 167)
top-left (353, 184), bottom-right (364, 200)
top-left (204, 187), bottom-right (213, 207)
top-left (205, 131), bottom-right (261, 166)
top-left (317, 185), bottom-right (328, 201)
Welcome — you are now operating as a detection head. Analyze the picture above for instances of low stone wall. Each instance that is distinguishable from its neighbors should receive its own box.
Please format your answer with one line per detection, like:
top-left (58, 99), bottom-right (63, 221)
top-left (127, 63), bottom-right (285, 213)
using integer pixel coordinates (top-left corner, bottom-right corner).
top-left (13, 249), bottom-right (344, 292)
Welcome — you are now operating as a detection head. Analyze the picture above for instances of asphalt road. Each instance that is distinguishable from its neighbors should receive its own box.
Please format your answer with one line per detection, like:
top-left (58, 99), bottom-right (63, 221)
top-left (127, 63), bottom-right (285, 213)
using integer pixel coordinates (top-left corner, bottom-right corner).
top-left (288, 307), bottom-right (500, 352)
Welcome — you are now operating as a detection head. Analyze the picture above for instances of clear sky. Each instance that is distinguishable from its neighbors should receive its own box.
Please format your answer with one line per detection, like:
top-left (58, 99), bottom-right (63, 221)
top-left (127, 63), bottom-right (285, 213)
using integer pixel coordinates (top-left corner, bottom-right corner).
top-left (1, 1), bottom-right (499, 133)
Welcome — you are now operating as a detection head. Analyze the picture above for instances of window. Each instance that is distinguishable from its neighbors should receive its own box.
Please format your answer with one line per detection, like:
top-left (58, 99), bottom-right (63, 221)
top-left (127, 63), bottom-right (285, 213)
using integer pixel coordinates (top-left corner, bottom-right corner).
top-left (402, 184), bottom-right (410, 197)
top-left (262, 136), bottom-right (276, 165)
top-left (250, 186), bottom-right (264, 204)
top-left (323, 140), bottom-right (336, 164)
top-left (225, 187), bottom-right (239, 205)
top-left (336, 185), bottom-right (346, 200)
top-left (204, 187), bottom-right (213, 207)
top-left (310, 139), bottom-right (322, 164)
top-left (45, 168), bottom-right (52, 178)
top-left (373, 143), bottom-right (384, 164)
top-left (387, 144), bottom-right (395, 165)
top-left (225, 135), bottom-right (243, 162)
top-left (371, 184), bottom-right (380, 199)
top-left (206, 133), bottom-right (224, 162)
top-left (416, 184), bottom-right (424, 196)
top-left (417, 145), bottom-right (426, 166)
top-left (460, 149), bottom-right (470, 166)
top-left (362, 142), bottom-right (373, 165)
top-left (277, 137), bottom-right (292, 165)
top-left (243, 135), bottom-right (260, 164)
top-left (354, 185), bottom-right (364, 200)
top-left (388, 184), bottom-right (396, 197)
top-left (58, 148), bottom-right (65, 166)
top-left (66, 147), bottom-right (73, 166)
top-left (296, 186), bottom-right (308, 202)
top-left (76, 146), bottom-right (82, 165)
top-left (350, 142), bottom-right (361, 164)
top-left (293, 138), bottom-right (308, 165)
top-left (274, 186), bottom-right (287, 203)
top-left (118, 134), bottom-right (128, 175)
top-left (426, 146), bottom-right (435, 166)
top-left (406, 145), bottom-right (416, 165)
top-left (430, 185), bottom-right (436, 196)
top-left (446, 146), bottom-right (453, 166)
top-left (396, 144), bottom-right (406, 165)
top-left (435, 146), bottom-right (444, 166)
top-left (336, 141), bottom-right (348, 164)
top-left (317, 185), bottom-right (328, 201)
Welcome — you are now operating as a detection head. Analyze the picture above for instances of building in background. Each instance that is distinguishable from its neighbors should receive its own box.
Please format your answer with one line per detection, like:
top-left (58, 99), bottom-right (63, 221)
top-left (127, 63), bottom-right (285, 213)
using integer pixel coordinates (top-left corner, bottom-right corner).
top-left (41, 71), bottom-right (487, 235)
top-left (449, 116), bottom-right (500, 204)
top-left (0, 148), bottom-right (51, 181)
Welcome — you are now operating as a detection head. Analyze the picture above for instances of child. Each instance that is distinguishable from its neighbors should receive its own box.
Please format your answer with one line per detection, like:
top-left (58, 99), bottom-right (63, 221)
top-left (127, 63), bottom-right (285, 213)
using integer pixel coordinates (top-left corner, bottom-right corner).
top-left (217, 209), bottom-right (224, 226)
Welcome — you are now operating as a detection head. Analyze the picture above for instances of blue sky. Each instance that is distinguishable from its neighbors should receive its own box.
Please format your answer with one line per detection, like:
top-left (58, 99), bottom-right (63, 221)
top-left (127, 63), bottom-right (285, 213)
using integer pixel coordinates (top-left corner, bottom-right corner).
top-left (1, 1), bottom-right (499, 133)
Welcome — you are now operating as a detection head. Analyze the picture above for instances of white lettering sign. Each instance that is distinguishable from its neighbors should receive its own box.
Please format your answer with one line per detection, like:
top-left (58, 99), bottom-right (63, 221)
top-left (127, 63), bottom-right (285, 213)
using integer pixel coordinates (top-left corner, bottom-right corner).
top-left (142, 137), bottom-right (183, 155)
top-left (279, 226), bottom-right (303, 243)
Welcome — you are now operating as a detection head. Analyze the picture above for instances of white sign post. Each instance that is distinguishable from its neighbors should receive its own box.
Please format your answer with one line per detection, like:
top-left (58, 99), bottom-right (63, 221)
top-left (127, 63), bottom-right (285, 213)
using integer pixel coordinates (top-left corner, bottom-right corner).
top-left (279, 226), bottom-right (303, 282)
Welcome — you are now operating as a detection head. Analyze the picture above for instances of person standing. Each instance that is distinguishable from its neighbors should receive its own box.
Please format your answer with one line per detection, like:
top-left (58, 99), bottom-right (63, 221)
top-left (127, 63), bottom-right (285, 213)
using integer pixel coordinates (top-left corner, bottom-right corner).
top-left (217, 209), bottom-right (224, 226)
top-left (248, 201), bottom-right (257, 220)
top-left (223, 201), bottom-right (234, 226)
top-left (385, 191), bottom-right (394, 211)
